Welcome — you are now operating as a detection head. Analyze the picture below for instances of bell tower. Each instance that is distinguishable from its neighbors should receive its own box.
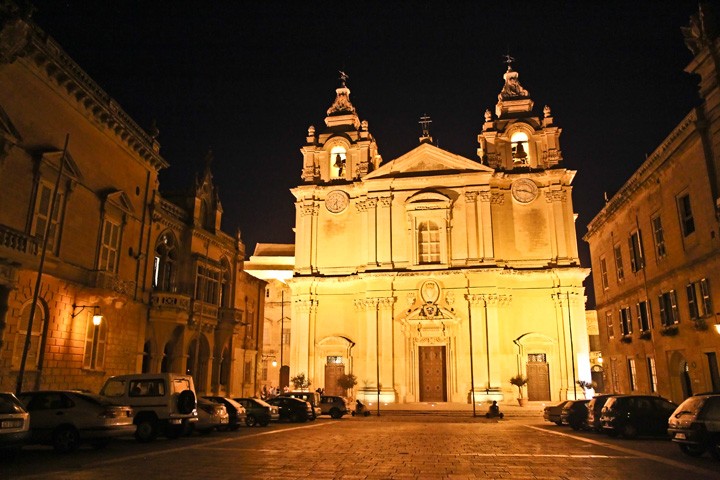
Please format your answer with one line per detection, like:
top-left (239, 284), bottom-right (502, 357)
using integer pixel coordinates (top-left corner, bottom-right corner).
top-left (299, 72), bottom-right (382, 183)
top-left (477, 59), bottom-right (562, 171)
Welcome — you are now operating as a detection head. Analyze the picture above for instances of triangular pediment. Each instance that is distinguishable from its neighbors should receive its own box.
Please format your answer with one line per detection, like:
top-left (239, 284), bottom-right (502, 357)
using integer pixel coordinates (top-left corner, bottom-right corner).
top-left (0, 106), bottom-right (22, 143)
top-left (364, 143), bottom-right (493, 180)
top-left (40, 150), bottom-right (83, 182)
top-left (105, 190), bottom-right (135, 214)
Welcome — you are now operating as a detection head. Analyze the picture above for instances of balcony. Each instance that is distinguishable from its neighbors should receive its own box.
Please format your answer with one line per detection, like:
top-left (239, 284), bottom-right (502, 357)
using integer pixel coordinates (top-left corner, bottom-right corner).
top-left (0, 224), bottom-right (39, 257)
top-left (151, 292), bottom-right (192, 311)
top-left (92, 271), bottom-right (136, 296)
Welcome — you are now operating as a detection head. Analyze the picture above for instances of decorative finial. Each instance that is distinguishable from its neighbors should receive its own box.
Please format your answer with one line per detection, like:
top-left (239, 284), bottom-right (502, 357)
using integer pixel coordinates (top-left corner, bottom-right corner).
top-left (339, 70), bottom-right (349, 87)
top-left (502, 53), bottom-right (515, 70)
top-left (484, 109), bottom-right (492, 123)
top-left (543, 105), bottom-right (551, 118)
top-left (149, 119), bottom-right (160, 139)
top-left (419, 113), bottom-right (432, 138)
top-left (308, 125), bottom-right (315, 136)
top-left (203, 148), bottom-right (214, 170)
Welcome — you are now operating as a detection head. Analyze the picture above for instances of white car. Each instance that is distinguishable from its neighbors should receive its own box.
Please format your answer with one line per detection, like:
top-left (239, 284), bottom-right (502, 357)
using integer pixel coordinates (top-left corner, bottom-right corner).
top-left (192, 397), bottom-right (229, 434)
top-left (0, 392), bottom-right (30, 452)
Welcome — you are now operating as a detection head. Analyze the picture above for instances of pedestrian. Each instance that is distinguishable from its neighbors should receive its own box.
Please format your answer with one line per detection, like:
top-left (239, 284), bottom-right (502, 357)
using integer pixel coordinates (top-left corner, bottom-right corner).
top-left (485, 400), bottom-right (504, 419)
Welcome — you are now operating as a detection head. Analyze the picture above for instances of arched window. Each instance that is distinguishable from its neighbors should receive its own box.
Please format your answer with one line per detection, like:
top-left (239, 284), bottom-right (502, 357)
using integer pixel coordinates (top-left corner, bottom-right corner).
top-left (418, 221), bottom-right (441, 264)
top-left (511, 131), bottom-right (529, 165)
top-left (219, 346), bottom-right (230, 387)
top-left (330, 145), bottom-right (347, 179)
top-left (153, 233), bottom-right (177, 291)
top-left (13, 302), bottom-right (45, 369)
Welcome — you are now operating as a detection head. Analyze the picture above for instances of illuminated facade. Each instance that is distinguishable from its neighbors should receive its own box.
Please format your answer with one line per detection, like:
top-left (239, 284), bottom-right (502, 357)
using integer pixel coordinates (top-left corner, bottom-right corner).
top-left (584, 8), bottom-right (720, 403)
top-left (290, 70), bottom-right (590, 404)
top-left (0, 8), bottom-right (262, 397)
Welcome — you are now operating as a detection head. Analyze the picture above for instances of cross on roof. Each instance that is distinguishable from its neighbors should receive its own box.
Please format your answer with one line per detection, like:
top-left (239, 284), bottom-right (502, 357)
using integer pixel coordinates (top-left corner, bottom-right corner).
top-left (419, 113), bottom-right (432, 137)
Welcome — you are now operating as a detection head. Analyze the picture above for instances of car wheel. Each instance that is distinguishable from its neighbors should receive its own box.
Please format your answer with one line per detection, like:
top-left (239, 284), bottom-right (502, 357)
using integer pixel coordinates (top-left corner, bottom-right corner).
top-left (177, 390), bottom-right (196, 415)
top-left (135, 418), bottom-right (158, 442)
top-left (678, 443), bottom-right (706, 457)
top-left (621, 423), bottom-right (638, 440)
top-left (52, 426), bottom-right (80, 453)
top-left (709, 436), bottom-right (720, 460)
top-left (330, 408), bottom-right (343, 419)
top-left (246, 414), bottom-right (258, 427)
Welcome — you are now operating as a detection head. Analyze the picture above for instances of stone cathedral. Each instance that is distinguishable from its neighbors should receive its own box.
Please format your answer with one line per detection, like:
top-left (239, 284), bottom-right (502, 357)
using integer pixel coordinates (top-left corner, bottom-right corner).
top-left (289, 67), bottom-right (590, 404)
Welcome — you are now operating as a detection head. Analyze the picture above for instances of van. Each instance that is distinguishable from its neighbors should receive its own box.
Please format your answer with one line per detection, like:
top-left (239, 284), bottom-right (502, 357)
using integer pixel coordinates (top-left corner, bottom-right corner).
top-left (100, 373), bottom-right (197, 442)
top-left (280, 391), bottom-right (322, 419)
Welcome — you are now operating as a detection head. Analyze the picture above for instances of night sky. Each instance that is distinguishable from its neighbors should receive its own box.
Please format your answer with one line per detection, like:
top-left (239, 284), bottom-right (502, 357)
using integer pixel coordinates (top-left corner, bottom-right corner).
top-left (27, 1), bottom-right (704, 307)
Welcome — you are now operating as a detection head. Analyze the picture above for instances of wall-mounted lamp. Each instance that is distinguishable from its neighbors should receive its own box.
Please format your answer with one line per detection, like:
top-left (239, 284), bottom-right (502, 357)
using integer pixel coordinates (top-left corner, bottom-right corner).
top-left (262, 354), bottom-right (277, 367)
top-left (714, 312), bottom-right (720, 335)
top-left (72, 304), bottom-right (103, 325)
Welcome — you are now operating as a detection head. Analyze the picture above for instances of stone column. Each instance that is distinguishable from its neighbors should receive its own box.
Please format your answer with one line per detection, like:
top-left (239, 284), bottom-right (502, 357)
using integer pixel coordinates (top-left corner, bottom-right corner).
top-left (464, 191), bottom-right (479, 262)
top-left (376, 195), bottom-right (392, 267)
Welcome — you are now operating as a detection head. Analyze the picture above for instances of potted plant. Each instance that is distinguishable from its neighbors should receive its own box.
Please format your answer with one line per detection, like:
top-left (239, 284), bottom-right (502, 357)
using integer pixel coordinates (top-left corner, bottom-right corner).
top-left (337, 373), bottom-right (358, 397)
top-left (510, 374), bottom-right (528, 406)
top-left (290, 372), bottom-right (311, 390)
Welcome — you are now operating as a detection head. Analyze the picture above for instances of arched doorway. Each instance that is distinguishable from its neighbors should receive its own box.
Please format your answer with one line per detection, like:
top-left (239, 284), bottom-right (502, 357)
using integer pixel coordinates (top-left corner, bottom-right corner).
top-left (681, 361), bottom-right (693, 398)
top-left (187, 334), bottom-right (211, 393)
top-left (142, 341), bottom-right (152, 373)
top-left (668, 351), bottom-right (693, 403)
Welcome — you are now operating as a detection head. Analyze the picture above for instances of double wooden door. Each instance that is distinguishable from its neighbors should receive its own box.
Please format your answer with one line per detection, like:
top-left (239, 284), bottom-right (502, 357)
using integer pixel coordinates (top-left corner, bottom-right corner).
top-left (419, 346), bottom-right (447, 402)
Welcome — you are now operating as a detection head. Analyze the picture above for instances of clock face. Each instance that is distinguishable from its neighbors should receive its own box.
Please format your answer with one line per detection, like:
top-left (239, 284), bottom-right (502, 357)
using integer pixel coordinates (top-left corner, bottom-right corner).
top-left (511, 178), bottom-right (538, 204)
top-left (325, 190), bottom-right (349, 213)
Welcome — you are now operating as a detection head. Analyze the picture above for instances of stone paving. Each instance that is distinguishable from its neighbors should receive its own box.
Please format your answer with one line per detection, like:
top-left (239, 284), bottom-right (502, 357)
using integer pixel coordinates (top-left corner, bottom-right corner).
top-left (4, 403), bottom-right (720, 480)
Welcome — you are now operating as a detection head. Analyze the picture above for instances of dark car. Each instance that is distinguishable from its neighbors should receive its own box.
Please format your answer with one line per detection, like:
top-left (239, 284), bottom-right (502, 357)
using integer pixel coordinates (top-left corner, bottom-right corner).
top-left (203, 396), bottom-right (246, 430)
top-left (18, 390), bottom-right (135, 453)
top-left (543, 401), bottom-right (568, 425)
top-left (667, 393), bottom-right (720, 459)
top-left (320, 395), bottom-right (351, 419)
top-left (235, 397), bottom-right (279, 427)
top-left (280, 391), bottom-right (321, 420)
top-left (561, 399), bottom-right (590, 430)
top-left (266, 396), bottom-right (313, 423)
top-left (600, 394), bottom-right (677, 439)
top-left (587, 394), bottom-right (623, 432)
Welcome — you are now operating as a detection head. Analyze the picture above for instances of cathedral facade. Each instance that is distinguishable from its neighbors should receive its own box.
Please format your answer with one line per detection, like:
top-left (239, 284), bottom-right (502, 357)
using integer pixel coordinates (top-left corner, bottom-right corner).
top-left (289, 69), bottom-right (590, 404)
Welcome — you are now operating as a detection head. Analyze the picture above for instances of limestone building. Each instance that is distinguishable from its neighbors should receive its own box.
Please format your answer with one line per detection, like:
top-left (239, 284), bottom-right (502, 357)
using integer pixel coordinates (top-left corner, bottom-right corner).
top-left (289, 69), bottom-right (590, 404)
top-left (0, 6), bottom-right (263, 397)
top-left (584, 7), bottom-right (720, 403)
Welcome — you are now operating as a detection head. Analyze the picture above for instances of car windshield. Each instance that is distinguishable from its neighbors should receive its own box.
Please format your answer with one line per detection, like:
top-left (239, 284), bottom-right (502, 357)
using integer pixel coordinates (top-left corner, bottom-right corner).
top-left (171, 377), bottom-right (192, 394)
top-left (0, 394), bottom-right (26, 414)
top-left (253, 398), bottom-right (272, 408)
top-left (674, 396), bottom-right (705, 415)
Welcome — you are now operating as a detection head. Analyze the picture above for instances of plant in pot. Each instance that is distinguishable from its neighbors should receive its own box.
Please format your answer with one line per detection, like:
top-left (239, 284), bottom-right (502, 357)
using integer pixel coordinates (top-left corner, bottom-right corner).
top-left (510, 374), bottom-right (529, 406)
top-left (337, 373), bottom-right (358, 398)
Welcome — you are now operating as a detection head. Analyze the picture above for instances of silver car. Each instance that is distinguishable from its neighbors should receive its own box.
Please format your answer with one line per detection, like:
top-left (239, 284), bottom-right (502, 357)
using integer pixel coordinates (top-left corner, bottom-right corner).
top-left (18, 390), bottom-right (134, 453)
top-left (0, 392), bottom-right (30, 452)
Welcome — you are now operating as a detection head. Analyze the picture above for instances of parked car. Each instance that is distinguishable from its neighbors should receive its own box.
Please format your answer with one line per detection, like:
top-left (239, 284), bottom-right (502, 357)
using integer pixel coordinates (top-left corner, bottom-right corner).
top-left (667, 393), bottom-right (720, 459)
top-left (0, 392), bottom-right (30, 452)
top-left (320, 395), bottom-right (351, 419)
top-left (600, 394), bottom-right (677, 439)
top-left (203, 396), bottom-right (246, 430)
top-left (561, 399), bottom-right (590, 430)
top-left (266, 396), bottom-right (313, 423)
top-left (587, 394), bottom-right (623, 432)
top-left (280, 391), bottom-right (321, 419)
top-left (17, 390), bottom-right (134, 453)
top-left (100, 372), bottom-right (197, 442)
top-left (543, 401), bottom-right (568, 425)
top-left (234, 397), bottom-right (278, 427)
top-left (191, 397), bottom-right (228, 434)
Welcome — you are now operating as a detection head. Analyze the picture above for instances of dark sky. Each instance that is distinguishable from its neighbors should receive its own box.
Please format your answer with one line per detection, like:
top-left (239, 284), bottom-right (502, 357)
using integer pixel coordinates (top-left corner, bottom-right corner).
top-left (28, 1), bottom-right (704, 307)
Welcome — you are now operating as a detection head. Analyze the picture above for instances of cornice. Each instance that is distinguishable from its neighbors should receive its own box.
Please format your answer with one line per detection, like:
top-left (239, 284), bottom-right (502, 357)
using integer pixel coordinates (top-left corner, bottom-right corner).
top-left (5, 19), bottom-right (169, 171)
top-left (585, 111), bottom-right (697, 238)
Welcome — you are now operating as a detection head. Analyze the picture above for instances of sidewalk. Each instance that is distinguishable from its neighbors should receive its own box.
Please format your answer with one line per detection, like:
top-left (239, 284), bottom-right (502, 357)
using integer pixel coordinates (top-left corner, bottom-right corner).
top-left (360, 399), bottom-right (547, 418)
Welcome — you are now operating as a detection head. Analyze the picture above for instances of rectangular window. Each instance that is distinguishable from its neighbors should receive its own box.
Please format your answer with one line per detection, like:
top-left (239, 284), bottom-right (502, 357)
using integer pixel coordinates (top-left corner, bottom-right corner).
top-left (282, 329), bottom-right (290, 346)
top-left (12, 304), bottom-right (44, 369)
top-left (620, 307), bottom-right (633, 336)
top-left (636, 300), bottom-right (652, 331)
top-left (195, 264), bottom-right (220, 304)
top-left (613, 245), bottom-right (624, 281)
top-left (32, 182), bottom-right (64, 253)
top-left (651, 216), bottom-right (666, 259)
top-left (687, 279), bottom-right (713, 319)
top-left (98, 219), bottom-right (121, 273)
top-left (647, 357), bottom-right (657, 393)
top-left (678, 193), bottom-right (695, 237)
top-left (628, 358), bottom-right (637, 391)
top-left (628, 231), bottom-right (644, 272)
top-left (82, 315), bottom-right (107, 370)
top-left (610, 359), bottom-right (620, 393)
top-left (261, 358), bottom-right (268, 381)
top-left (418, 221), bottom-right (441, 264)
top-left (599, 257), bottom-right (609, 290)
top-left (658, 290), bottom-right (680, 326)
top-left (605, 311), bottom-right (614, 339)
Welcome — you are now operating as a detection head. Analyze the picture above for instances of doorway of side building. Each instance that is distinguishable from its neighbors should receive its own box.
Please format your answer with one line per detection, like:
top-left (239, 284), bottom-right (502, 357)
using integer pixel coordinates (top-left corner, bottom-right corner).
top-left (591, 365), bottom-right (605, 393)
top-left (419, 346), bottom-right (447, 402)
top-left (526, 353), bottom-right (551, 401)
top-left (324, 356), bottom-right (345, 396)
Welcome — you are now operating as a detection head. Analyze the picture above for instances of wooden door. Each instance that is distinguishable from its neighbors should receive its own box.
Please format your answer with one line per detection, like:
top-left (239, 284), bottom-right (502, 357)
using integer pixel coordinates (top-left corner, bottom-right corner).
top-left (419, 346), bottom-right (447, 402)
top-left (527, 361), bottom-right (550, 401)
top-left (324, 364), bottom-right (345, 396)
